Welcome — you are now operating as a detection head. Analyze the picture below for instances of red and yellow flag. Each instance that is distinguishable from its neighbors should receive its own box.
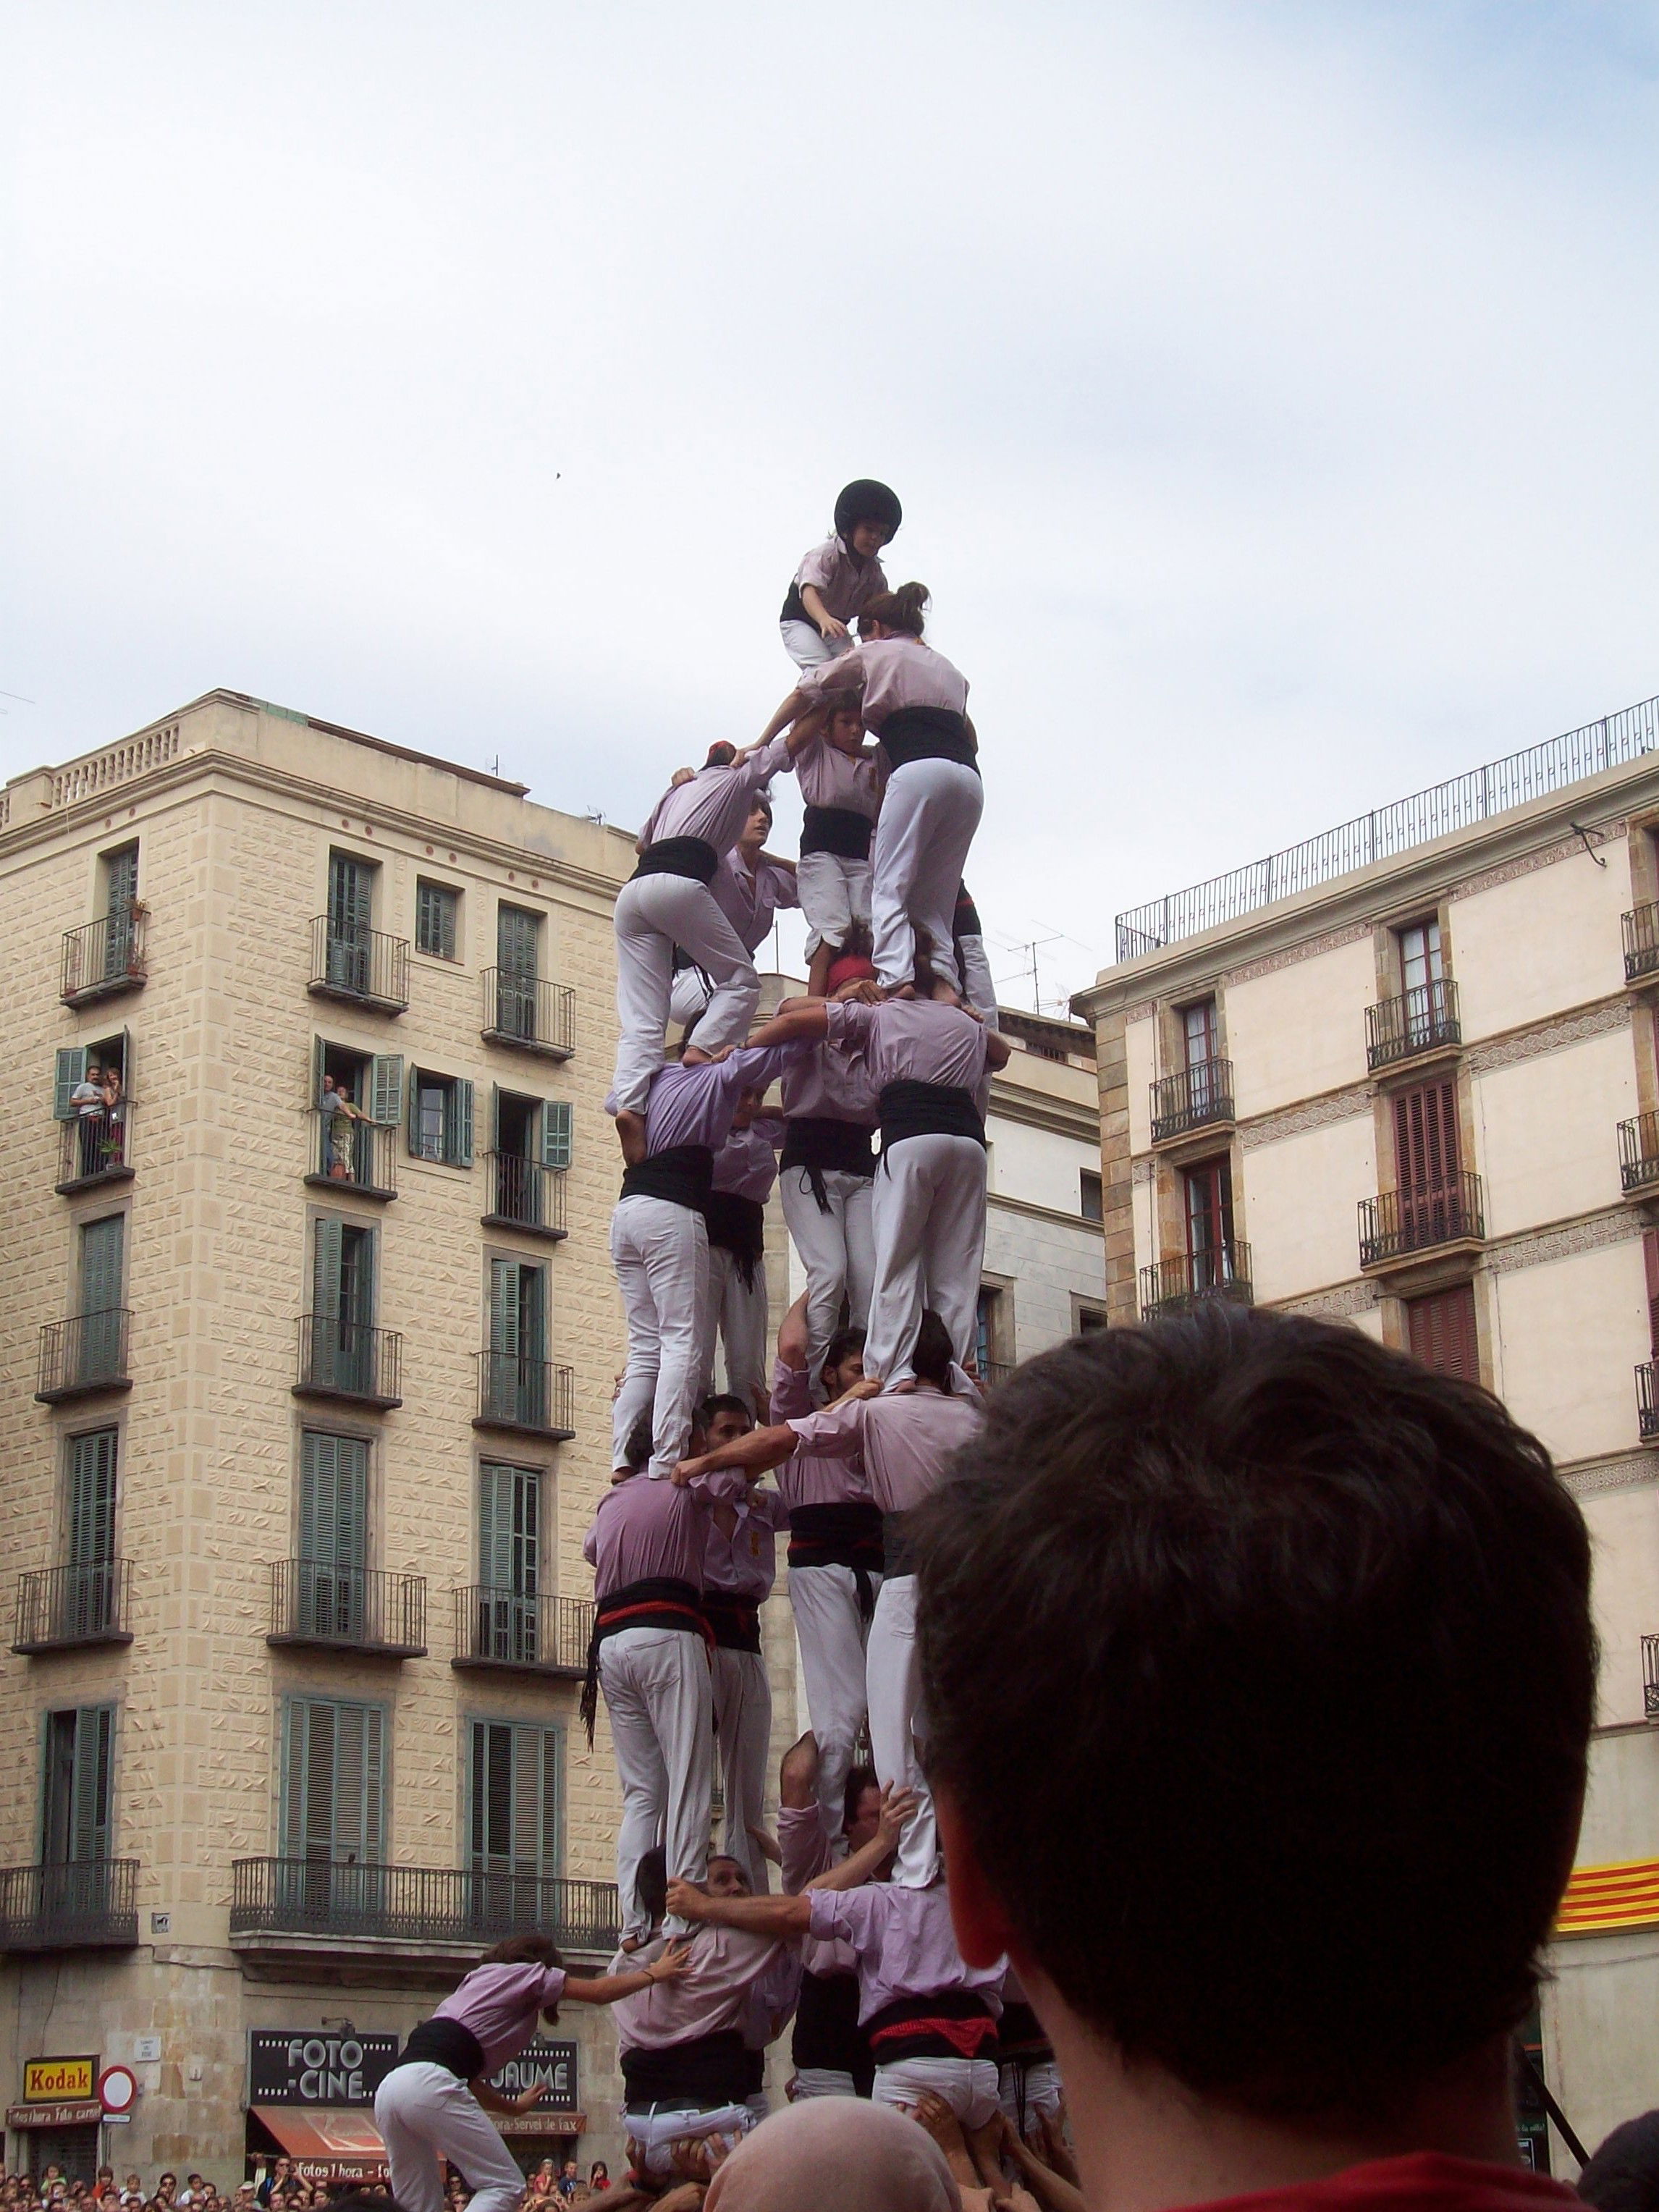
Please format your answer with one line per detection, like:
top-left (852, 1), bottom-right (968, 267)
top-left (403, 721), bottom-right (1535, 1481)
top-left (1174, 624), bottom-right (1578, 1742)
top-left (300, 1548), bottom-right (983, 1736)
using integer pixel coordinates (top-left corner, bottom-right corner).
top-left (1556, 1857), bottom-right (1659, 1936)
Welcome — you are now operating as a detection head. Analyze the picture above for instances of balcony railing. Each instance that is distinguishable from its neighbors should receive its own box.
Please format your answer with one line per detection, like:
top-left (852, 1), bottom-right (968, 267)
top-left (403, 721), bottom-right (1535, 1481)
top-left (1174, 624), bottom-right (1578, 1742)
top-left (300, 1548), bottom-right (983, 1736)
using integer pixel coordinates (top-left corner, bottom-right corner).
top-left (1149, 1058), bottom-right (1235, 1144)
top-left (1644, 1634), bottom-right (1659, 1723)
top-left (36, 1310), bottom-right (132, 1403)
top-left (0, 1859), bottom-right (140, 1951)
top-left (56, 1108), bottom-right (133, 1193)
top-left (294, 1316), bottom-right (403, 1408)
top-left (1639, 1362), bottom-right (1659, 1443)
top-left (482, 1155), bottom-right (567, 1239)
top-left (476, 1353), bottom-right (575, 1438)
top-left (1626, 904), bottom-right (1659, 984)
top-left (269, 1561), bottom-right (427, 1657)
top-left (481, 971), bottom-right (575, 1058)
top-left (1366, 979), bottom-right (1461, 1071)
top-left (453, 1589), bottom-right (594, 1676)
top-left (307, 1110), bottom-right (398, 1198)
top-left (308, 919), bottom-right (410, 1013)
top-left (979, 1360), bottom-right (1016, 1390)
top-left (229, 1860), bottom-right (620, 1954)
top-left (1619, 1114), bottom-right (1659, 1195)
top-left (1139, 1242), bottom-right (1254, 1321)
top-left (61, 911), bottom-right (146, 1005)
top-left (1358, 1171), bottom-right (1485, 1269)
top-left (13, 1561), bottom-right (133, 1654)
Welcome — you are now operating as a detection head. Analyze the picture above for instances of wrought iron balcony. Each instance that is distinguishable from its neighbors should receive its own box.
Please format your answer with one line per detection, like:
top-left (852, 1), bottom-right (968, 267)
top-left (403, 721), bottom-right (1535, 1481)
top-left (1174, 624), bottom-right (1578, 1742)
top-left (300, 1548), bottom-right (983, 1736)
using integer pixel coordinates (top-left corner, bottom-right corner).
top-left (1149, 1058), bottom-right (1235, 1144)
top-left (481, 971), bottom-right (575, 1059)
top-left (0, 1859), bottom-right (140, 1950)
top-left (979, 1360), bottom-right (1016, 1390)
top-left (229, 1859), bottom-right (620, 1955)
top-left (13, 1561), bottom-right (133, 1654)
top-left (305, 1110), bottom-right (398, 1199)
top-left (294, 1316), bottom-right (403, 1409)
top-left (268, 1561), bottom-right (427, 1657)
top-left (1139, 1243), bottom-right (1254, 1321)
top-left (308, 918), bottom-right (410, 1013)
top-left (1366, 979), bottom-right (1461, 1071)
top-left (1619, 1113), bottom-right (1659, 1195)
top-left (475, 1353), bottom-right (575, 1439)
top-left (481, 1154), bottom-right (567, 1240)
top-left (453, 1589), bottom-right (594, 1677)
top-left (36, 1309), bottom-right (132, 1403)
top-left (1626, 903), bottom-right (1659, 984)
top-left (61, 910), bottom-right (146, 1005)
top-left (56, 1108), bottom-right (133, 1194)
top-left (1639, 1362), bottom-right (1659, 1443)
top-left (1358, 1171), bottom-right (1485, 1270)
top-left (1644, 1634), bottom-right (1659, 1723)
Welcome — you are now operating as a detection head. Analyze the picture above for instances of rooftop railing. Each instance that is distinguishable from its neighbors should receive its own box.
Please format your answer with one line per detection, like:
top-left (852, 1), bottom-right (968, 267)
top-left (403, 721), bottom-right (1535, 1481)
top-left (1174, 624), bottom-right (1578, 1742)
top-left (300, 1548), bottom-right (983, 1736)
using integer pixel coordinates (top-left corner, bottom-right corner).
top-left (268, 1561), bottom-right (427, 1656)
top-left (453, 1589), bottom-right (593, 1676)
top-left (1366, 979), bottom-right (1461, 1071)
top-left (1115, 694), bottom-right (1659, 961)
top-left (13, 1561), bottom-right (132, 1654)
top-left (229, 1860), bottom-right (619, 1953)
top-left (1358, 1172), bottom-right (1485, 1269)
top-left (36, 1309), bottom-right (132, 1402)
top-left (0, 1859), bottom-right (140, 1950)
top-left (308, 919), bottom-right (409, 1013)
top-left (481, 971), bottom-right (575, 1058)
top-left (1149, 1058), bottom-right (1235, 1144)
top-left (62, 910), bottom-right (146, 1003)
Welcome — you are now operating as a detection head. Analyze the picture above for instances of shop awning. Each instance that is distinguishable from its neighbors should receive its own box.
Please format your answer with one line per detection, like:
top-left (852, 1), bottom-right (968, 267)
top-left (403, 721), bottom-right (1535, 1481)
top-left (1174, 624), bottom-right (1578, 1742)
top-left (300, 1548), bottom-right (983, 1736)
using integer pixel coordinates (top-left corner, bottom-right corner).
top-left (250, 2110), bottom-right (391, 2179)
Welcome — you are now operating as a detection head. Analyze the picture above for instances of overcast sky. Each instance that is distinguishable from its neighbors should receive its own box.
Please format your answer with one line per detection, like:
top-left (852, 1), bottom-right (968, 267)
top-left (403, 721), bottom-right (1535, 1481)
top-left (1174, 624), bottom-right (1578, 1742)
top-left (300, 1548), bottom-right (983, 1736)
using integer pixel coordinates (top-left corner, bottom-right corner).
top-left (7, 2), bottom-right (1659, 1008)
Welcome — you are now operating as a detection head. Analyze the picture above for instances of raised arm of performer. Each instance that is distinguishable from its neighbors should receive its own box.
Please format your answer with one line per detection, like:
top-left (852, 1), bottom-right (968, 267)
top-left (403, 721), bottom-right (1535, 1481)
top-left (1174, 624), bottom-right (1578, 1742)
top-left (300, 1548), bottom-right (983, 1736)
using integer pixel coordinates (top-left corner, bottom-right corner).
top-left (665, 1783), bottom-right (917, 1937)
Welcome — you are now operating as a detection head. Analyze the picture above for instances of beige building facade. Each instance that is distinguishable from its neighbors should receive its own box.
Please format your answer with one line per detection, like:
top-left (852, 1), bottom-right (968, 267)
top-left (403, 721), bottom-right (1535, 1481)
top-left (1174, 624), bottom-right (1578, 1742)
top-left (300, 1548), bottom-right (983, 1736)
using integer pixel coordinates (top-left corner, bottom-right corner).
top-left (1073, 694), bottom-right (1659, 2172)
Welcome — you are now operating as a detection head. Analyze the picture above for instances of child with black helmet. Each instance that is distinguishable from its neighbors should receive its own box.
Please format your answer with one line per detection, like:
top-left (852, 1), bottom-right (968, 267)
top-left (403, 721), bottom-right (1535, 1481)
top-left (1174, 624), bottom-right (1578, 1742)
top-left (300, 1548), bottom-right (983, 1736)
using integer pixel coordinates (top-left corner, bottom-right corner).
top-left (780, 480), bottom-right (902, 672)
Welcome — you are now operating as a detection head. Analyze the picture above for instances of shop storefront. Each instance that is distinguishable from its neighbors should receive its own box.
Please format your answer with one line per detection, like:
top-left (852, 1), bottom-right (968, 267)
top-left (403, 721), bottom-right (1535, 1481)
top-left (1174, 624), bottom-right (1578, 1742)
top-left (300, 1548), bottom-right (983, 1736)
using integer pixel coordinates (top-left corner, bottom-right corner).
top-left (7, 2057), bottom-right (106, 2182)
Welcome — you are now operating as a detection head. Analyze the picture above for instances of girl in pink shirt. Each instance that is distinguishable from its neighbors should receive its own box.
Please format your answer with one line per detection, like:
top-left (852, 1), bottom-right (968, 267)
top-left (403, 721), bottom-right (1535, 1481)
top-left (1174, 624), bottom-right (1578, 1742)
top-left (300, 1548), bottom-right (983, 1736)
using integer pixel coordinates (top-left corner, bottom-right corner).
top-left (780, 480), bottom-right (903, 672)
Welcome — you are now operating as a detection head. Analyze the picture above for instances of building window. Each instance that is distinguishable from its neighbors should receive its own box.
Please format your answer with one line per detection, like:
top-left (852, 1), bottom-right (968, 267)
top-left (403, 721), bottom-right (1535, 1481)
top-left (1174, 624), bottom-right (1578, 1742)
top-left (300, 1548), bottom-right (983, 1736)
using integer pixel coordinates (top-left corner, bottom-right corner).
top-left (1182, 998), bottom-right (1218, 1068)
top-left (1397, 918), bottom-right (1444, 997)
top-left (100, 844), bottom-right (140, 979)
top-left (1391, 1077), bottom-right (1460, 1210)
top-left (416, 881), bottom-right (460, 961)
top-left (54, 1032), bottom-right (131, 1180)
top-left (469, 1719), bottom-right (562, 1880)
top-left (480, 1464), bottom-right (541, 1597)
top-left (1183, 1157), bottom-right (1238, 1289)
top-left (1403, 1284), bottom-right (1479, 1382)
top-left (41, 1704), bottom-right (114, 1865)
top-left (67, 1430), bottom-right (118, 1573)
top-left (1079, 1169), bottom-right (1103, 1223)
top-left (976, 1286), bottom-right (1008, 1381)
top-left (498, 903), bottom-right (541, 979)
top-left (297, 1432), bottom-right (369, 1636)
top-left (76, 1215), bottom-right (127, 1383)
top-left (1076, 1304), bottom-right (1107, 1333)
top-left (408, 1070), bottom-right (475, 1166)
top-left (280, 1697), bottom-right (386, 1864)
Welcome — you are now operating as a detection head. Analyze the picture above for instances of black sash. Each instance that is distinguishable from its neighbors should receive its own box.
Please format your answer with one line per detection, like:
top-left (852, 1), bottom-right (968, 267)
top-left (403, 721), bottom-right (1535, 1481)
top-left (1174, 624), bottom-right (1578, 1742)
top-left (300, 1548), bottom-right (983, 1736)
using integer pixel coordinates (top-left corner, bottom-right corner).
top-left (800, 804), bottom-right (874, 861)
top-left (793, 1968), bottom-right (874, 2088)
top-left (788, 1503), bottom-right (883, 1621)
top-left (780, 583), bottom-right (816, 628)
top-left (701, 1593), bottom-right (762, 1655)
top-left (879, 706), bottom-right (976, 771)
top-left (622, 2029), bottom-right (752, 2110)
top-left (633, 837), bottom-right (719, 884)
top-left (391, 2017), bottom-right (486, 2080)
top-left (620, 1144), bottom-right (714, 1212)
top-left (997, 2001), bottom-right (1054, 2064)
top-left (954, 888), bottom-right (983, 938)
top-left (879, 1081), bottom-right (986, 1152)
top-left (882, 1510), bottom-right (919, 1579)
top-left (703, 1191), bottom-right (766, 1290)
top-left (781, 1118), bottom-right (876, 1214)
top-left (866, 1989), bottom-right (1000, 2067)
top-left (580, 1576), bottom-right (709, 1744)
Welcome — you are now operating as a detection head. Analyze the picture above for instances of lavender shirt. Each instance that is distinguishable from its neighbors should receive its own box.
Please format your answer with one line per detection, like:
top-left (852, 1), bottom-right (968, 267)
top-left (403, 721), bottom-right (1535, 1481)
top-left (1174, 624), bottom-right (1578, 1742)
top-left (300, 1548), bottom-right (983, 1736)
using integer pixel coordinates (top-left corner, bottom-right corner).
top-left (824, 998), bottom-right (990, 1098)
top-left (787, 1385), bottom-right (982, 1518)
top-left (604, 1042), bottom-right (809, 1157)
top-left (793, 536), bottom-right (889, 625)
top-left (432, 1962), bottom-right (568, 2072)
top-left (779, 1804), bottom-right (856, 1977)
top-left (583, 1473), bottom-right (706, 1599)
top-left (794, 733), bottom-right (884, 820)
top-left (807, 1883), bottom-right (1005, 2026)
top-left (640, 737), bottom-right (793, 854)
top-left (711, 852), bottom-right (799, 953)
top-left (769, 1359), bottom-right (872, 1510)
top-left (711, 1118), bottom-right (783, 1204)
top-left (696, 1475), bottom-right (788, 1600)
top-left (610, 1925), bottom-right (787, 2054)
top-left (795, 637), bottom-right (969, 738)
top-left (779, 1037), bottom-right (880, 1127)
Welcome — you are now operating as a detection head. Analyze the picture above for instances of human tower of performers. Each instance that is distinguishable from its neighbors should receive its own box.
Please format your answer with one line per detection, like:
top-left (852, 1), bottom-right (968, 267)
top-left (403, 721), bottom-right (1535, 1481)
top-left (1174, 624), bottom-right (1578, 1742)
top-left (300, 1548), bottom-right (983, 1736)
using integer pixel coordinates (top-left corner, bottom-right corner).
top-left (373, 484), bottom-right (1057, 2204)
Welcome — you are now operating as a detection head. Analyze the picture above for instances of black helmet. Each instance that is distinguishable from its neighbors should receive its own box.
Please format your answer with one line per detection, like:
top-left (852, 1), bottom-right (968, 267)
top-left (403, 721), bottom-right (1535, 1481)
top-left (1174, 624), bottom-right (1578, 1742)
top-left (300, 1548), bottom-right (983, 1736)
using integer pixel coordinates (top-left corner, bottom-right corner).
top-left (834, 479), bottom-right (902, 541)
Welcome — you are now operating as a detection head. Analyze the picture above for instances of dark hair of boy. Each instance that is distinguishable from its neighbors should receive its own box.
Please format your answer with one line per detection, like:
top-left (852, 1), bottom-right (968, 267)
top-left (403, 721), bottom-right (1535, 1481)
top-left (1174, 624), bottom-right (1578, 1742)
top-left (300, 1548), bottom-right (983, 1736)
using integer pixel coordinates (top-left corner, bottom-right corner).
top-left (916, 1303), bottom-right (1595, 2125)
top-left (698, 1393), bottom-right (753, 1430)
top-left (1576, 2111), bottom-right (1659, 2212)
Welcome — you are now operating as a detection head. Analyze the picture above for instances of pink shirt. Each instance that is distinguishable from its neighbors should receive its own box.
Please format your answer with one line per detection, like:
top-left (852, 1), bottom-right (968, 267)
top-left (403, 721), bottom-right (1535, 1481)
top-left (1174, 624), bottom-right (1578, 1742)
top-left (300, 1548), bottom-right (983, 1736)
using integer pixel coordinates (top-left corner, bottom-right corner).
top-left (641, 737), bottom-right (793, 854)
top-left (711, 1118), bottom-right (782, 1204)
top-left (696, 1476), bottom-right (788, 1600)
top-left (793, 536), bottom-right (888, 625)
top-left (795, 636), bottom-right (969, 738)
top-left (610, 1925), bottom-right (787, 2053)
top-left (603, 1042), bottom-right (807, 1154)
top-left (433, 1962), bottom-right (568, 2072)
top-left (711, 852), bottom-right (799, 953)
top-left (825, 997), bottom-right (989, 1096)
top-left (769, 1359), bottom-right (871, 1509)
top-left (779, 1038), bottom-right (880, 1127)
top-left (778, 1804), bottom-right (856, 1977)
top-left (583, 1474), bottom-right (706, 1598)
top-left (787, 1385), bottom-right (982, 1516)
top-left (806, 1883), bottom-right (1004, 2025)
top-left (794, 733), bottom-right (884, 820)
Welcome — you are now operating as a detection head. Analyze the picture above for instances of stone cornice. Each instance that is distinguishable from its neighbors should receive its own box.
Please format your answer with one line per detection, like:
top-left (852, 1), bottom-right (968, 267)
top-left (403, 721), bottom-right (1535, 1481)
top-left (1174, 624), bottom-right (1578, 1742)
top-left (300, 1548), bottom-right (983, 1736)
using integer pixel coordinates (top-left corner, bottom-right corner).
top-left (987, 1083), bottom-right (1099, 1144)
top-left (987, 1191), bottom-right (1105, 1236)
top-left (1561, 1449), bottom-right (1659, 1499)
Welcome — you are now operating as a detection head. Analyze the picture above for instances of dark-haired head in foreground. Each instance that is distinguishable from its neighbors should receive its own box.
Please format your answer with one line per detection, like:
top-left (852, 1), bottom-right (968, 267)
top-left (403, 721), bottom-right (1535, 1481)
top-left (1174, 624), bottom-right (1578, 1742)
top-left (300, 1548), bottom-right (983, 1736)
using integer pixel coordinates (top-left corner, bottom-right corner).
top-left (916, 1305), bottom-right (1595, 2203)
top-left (1577, 2112), bottom-right (1659, 2212)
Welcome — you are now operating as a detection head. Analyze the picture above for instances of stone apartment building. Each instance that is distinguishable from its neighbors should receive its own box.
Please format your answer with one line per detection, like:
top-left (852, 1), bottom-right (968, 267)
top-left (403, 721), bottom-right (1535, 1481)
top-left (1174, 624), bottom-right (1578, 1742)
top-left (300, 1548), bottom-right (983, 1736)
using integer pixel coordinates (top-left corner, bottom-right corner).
top-left (1073, 692), bottom-right (1659, 2170)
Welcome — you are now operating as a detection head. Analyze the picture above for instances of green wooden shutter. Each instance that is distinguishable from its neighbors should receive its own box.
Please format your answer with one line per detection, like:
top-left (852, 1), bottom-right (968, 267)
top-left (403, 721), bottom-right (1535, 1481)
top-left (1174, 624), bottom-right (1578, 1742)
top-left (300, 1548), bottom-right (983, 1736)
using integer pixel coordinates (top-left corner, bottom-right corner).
top-left (451, 1080), bottom-right (474, 1168)
top-left (55, 1048), bottom-right (89, 1121)
top-left (69, 1432), bottom-right (118, 1569)
top-left (521, 1265), bottom-right (546, 1363)
top-left (540, 1099), bottom-right (573, 1171)
top-left (329, 855), bottom-right (371, 937)
top-left (71, 1706), bottom-right (114, 1862)
top-left (371, 1055), bottom-right (403, 1126)
top-left (80, 1216), bottom-right (124, 1313)
top-left (479, 1463), bottom-right (538, 1595)
top-left (490, 1260), bottom-right (521, 1359)
top-left (117, 1027), bottom-right (132, 1099)
top-left (468, 1721), bottom-right (560, 1878)
top-left (406, 1066), bottom-right (420, 1153)
top-left (497, 906), bottom-right (539, 977)
top-left (106, 846), bottom-right (138, 919)
top-left (300, 1433), bottom-right (367, 1569)
top-left (313, 1217), bottom-right (344, 1321)
top-left (283, 1698), bottom-right (384, 1863)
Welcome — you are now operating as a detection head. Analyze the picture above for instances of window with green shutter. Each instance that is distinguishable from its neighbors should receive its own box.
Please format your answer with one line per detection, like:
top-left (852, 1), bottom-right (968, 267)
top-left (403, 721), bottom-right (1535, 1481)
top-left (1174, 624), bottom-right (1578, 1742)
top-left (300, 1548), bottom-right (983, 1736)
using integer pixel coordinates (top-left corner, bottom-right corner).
top-left (416, 882), bottom-right (460, 961)
top-left (41, 1705), bottom-right (114, 1864)
top-left (468, 1718), bottom-right (561, 1880)
top-left (479, 1463), bottom-right (539, 1597)
top-left (280, 1697), bottom-right (386, 1864)
top-left (540, 1099), bottom-right (573, 1172)
top-left (497, 906), bottom-right (539, 978)
top-left (68, 1431), bottom-right (118, 1570)
top-left (486, 1260), bottom-right (548, 1425)
top-left (77, 1217), bottom-right (125, 1383)
top-left (408, 1071), bottom-right (474, 1167)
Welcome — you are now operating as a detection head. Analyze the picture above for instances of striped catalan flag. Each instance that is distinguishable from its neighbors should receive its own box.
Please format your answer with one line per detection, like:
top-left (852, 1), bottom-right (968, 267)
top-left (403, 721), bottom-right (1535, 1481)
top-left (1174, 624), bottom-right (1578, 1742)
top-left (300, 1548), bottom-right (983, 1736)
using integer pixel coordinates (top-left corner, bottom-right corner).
top-left (1555, 1857), bottom-right (1659, 1936)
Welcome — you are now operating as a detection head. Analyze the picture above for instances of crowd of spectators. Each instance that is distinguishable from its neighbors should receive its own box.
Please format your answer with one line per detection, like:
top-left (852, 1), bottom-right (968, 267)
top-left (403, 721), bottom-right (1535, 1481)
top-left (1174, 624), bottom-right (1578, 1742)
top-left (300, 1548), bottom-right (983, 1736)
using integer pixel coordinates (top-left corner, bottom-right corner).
top-left (0, 2164), bottom-right (616, 2212)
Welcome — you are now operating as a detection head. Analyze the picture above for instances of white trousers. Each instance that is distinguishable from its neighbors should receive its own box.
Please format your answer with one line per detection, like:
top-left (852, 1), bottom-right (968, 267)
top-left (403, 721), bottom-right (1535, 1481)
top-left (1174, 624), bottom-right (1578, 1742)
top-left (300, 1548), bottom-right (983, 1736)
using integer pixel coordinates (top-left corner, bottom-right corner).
top-left (781, 618), bottom-right (854, 673)
top-left (612, 1195), bottom-right (711, 1479)
top-left (789, 1561), bottom-right (882, 1852)
top-left (865, 1136), bottom-right (987, 1385)
top-left (780, 1165), bottom-right (876, 1380)
top-left (712, 1645), bottom-right (772, 1891)
top-left (1000, 2059), bottom-right (1065, 2135)
top-left (375, 2064), bottom-right (527, 2212)
top-left (669, 964), bottom-right (713, 1031)
top-left (697, 1246), bottom-right (770, 1419)
top-left (790, 2067), bottom-right (860, 2100)
top-left (625, 2103), bottom-right (757, 2179)
top-left (599, 1625), bottom-right (714, 1939)
top-left (956, 931), bottom-right (1000, 1029)
top-left (870, 759), bottom-right (984, 990)
top-left (613, 874), bottom-right (758, 1113)
top-left (796, 850), bottom-right (874, 956)
top-left (873, 2057), bottom-right (1001, 2129)
top-left (866, 1574), bottom-right (936, 1888)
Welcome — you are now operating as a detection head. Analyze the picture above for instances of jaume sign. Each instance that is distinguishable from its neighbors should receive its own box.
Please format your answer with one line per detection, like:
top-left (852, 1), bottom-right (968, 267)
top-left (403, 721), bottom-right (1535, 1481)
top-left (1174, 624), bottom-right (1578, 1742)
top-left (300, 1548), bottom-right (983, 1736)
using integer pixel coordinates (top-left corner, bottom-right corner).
top-left (248, 2033), bottom-right (399, 2107)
